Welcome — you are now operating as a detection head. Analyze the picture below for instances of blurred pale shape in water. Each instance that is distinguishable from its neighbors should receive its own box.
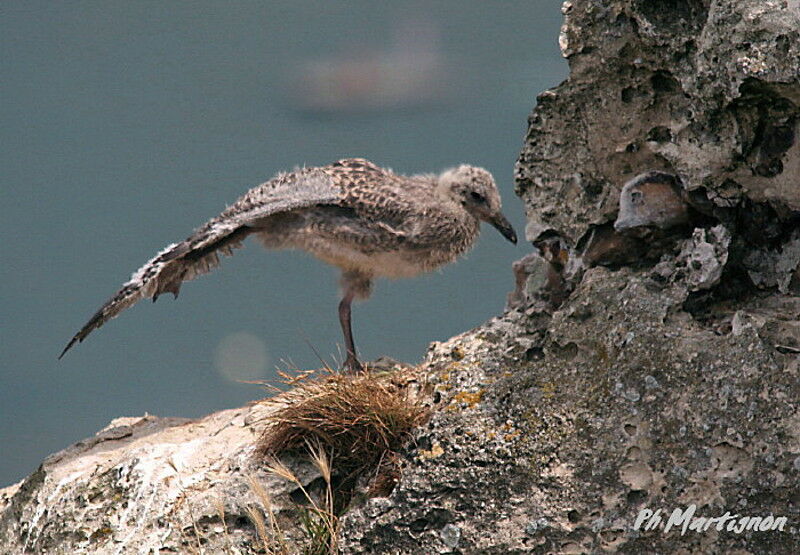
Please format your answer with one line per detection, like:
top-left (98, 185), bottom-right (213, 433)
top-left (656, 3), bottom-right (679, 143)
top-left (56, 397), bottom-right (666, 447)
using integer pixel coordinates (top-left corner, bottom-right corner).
top-left (214, 332), bottom-right (270, 382)
top-left (288, 16), bottom-right (451, 114)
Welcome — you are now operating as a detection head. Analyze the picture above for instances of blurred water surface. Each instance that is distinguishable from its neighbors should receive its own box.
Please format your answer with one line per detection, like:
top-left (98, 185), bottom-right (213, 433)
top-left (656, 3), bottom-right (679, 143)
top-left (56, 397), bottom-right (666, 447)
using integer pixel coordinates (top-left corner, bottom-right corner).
top-left (0, 1), bottom-right (566, 485)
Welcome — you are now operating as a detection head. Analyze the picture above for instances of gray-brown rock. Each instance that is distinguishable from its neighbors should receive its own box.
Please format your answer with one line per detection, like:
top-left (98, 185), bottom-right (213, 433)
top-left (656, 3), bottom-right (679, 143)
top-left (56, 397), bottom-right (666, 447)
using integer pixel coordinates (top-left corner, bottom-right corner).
top-left (517, 0), bottom-right (800, 246)
top-left (0, 407), bottom-right (318, 554)
top-left (675, 224), bottom-right (731, 292)
top-left (339, 0), bottom-right (800, 552)
top-left (339, 265), bottom-right (799, 553)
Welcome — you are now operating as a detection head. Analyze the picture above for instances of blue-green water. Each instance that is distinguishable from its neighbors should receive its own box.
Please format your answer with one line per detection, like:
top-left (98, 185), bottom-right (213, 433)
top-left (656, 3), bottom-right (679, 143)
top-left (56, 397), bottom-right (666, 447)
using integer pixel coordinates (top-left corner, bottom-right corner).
top-left (0, 1), bottom-right (566, 486)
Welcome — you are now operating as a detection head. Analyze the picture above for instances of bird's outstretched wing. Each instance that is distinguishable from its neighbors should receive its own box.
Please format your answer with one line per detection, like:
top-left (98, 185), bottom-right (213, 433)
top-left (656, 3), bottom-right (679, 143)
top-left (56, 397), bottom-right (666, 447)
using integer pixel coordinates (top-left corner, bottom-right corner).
top-left (59, 168), bottom-right (340, 358)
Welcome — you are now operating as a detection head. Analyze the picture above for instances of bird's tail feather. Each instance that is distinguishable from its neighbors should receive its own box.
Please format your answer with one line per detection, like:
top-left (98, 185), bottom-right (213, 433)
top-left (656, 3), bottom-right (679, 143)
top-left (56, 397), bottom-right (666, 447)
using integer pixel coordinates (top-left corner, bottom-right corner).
top-left (59, 225), bottom-right (251, 358)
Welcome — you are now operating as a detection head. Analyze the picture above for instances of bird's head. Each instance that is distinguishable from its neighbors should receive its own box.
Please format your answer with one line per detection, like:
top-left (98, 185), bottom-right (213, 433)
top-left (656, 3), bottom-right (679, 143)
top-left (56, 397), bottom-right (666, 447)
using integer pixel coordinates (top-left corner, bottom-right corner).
top-left (439, 165), bottom-right (517, 244)
top-left (614, 171), bottom-right (689, 233)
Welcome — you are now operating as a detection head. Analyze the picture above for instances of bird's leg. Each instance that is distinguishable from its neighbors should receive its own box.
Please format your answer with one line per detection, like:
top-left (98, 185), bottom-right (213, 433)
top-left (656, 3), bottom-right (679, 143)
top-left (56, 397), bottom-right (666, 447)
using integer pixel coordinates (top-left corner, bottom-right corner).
top-left (338, 271), bottom-right (372, 373)
top-left (338, 288), bottom-right (363, 373)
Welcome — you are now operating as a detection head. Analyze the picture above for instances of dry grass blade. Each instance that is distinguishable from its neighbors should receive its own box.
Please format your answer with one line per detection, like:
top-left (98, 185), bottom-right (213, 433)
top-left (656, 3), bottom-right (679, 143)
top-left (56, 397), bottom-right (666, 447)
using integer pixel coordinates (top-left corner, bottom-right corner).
top-left (305, 438), bottom-right (332, 485)
top-left (246, 505), bottom-right (271, 553)
top-left (248, 475), bottom-right (274, 514)
top-left (248, 475), bottom-right (290, 554)
top-left (263, 456), bottom-right (302, 485)
top-left (167, 457), bottom-right (204, 554)
top-left (214, 498), bottom-right (231, 553)
top-left (277, 368), bottom-right (319, 386)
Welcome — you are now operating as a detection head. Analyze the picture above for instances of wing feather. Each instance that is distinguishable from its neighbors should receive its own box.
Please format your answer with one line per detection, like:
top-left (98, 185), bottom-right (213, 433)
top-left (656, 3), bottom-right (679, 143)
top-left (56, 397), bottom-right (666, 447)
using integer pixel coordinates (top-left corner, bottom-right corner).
top-left (59, 169), bottom-right (341, 358)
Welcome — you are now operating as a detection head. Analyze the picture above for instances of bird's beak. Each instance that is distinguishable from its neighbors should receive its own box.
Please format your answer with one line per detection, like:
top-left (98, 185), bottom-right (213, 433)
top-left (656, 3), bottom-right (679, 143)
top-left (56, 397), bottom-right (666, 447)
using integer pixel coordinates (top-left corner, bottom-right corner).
top-left (489, 212), bottom-right (517, 244)
top-left (613, 214), bottom-right (648, 232)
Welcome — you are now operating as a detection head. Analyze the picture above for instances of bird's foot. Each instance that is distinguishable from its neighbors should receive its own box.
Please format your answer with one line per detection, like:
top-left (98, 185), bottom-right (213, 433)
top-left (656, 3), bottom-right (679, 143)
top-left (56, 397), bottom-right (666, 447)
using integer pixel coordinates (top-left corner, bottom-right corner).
top-left (342, 354), bottom-right (366, 374)
top-left (367, 356), bottom-right (411, 374)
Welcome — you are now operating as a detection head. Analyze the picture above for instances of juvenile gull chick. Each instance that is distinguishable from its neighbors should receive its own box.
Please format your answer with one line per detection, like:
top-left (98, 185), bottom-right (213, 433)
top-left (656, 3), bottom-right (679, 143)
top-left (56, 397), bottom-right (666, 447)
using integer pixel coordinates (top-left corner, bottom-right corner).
top-left (60, 158), bottom-right (517, 371)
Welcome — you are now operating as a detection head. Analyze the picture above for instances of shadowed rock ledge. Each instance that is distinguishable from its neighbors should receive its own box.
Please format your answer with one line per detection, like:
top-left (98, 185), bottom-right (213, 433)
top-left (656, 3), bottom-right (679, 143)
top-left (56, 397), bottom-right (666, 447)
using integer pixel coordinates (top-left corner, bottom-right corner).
top-left (3, 0), bottom-right (799, 553)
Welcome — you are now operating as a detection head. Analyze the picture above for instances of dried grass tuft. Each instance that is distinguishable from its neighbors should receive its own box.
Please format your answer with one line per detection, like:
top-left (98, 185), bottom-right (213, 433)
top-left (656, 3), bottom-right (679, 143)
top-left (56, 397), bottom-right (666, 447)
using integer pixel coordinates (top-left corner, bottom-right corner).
top-left (257, 368), bottom-right (429, 489)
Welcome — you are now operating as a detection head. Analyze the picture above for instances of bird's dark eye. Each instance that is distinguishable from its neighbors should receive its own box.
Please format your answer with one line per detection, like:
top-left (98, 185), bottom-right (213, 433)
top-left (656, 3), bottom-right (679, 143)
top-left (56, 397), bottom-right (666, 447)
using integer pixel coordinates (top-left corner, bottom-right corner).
top-left (470, 191), bottom-right (486, 203)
